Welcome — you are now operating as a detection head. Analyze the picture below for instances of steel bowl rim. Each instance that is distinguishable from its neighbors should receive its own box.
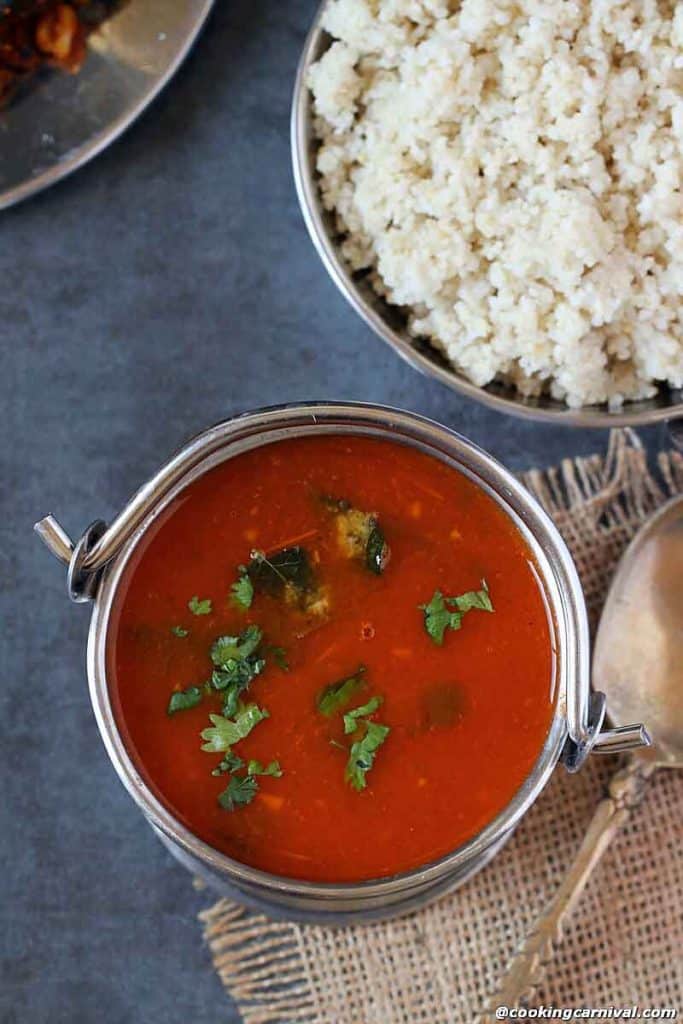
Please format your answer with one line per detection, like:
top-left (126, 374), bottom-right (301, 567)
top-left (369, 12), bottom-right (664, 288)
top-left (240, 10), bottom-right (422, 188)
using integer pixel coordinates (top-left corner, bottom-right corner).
top-left (291, 8), bottom-right (682, 428)
top-left (86, 400), bottom-right (589, 904)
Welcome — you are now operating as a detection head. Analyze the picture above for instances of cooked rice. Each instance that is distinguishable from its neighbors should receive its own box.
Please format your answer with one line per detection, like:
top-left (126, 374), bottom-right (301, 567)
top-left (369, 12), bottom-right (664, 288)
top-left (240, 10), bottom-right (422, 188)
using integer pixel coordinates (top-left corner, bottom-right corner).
top-left (308, 0), bottom-right (683, 408)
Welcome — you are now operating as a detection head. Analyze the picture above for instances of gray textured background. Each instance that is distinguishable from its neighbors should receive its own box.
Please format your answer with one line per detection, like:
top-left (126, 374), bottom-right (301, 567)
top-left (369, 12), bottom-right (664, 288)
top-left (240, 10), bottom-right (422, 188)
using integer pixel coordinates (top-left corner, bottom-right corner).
top-left (0, 2), bottom-right (670, 1022)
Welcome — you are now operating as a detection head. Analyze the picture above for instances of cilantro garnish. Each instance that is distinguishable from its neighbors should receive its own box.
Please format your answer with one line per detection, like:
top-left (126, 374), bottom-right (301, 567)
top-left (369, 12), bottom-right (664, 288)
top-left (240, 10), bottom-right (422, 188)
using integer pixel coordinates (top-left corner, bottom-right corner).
top-left (200, 704), bottom-right (269, 752)
top-left (230, 568), bottom-right (254, 611)
top-left (188, 595), bottom-right (212, 616)
top-left (211, 751), bottom-right (245, 776)
top-left (343, 695), bottom-right (383, 735)
top-left (317, 666), bottom-right (366, 717)
top-left (167, 686), bottom-right (203, 715)
top-left (420, 582), bottom-right (493, 644)
top-left (209, 625), bottom-right (266, 716)
top-left (218, 775), bottom-right (258, 811)
top-left (171, 626), bottom-right (189, 638)
top-left (268, 646), bottom-right (289, 672)
top-left (452, 583), bottom-right (493, 613)
top-left (345, 720), bottom-right (390, 791)
top-left (211, 625), bottom-right (262, 665)
top-left (420, 591), bottom-right (463, 645)
top-left (247, 759), bottom-right (283, 777)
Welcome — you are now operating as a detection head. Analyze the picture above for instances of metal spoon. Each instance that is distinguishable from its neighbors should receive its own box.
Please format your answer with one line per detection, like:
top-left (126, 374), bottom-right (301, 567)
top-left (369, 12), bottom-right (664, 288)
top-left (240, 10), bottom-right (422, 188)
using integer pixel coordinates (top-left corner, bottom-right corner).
top-left (486, 489), bottom-right (683, 1015)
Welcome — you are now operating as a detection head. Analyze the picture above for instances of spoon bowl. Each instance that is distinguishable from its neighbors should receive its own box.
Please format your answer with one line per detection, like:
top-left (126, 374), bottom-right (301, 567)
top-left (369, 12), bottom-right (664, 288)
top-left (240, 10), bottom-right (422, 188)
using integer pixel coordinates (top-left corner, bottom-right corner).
top-left (593, 492), bottom-right (683, 767)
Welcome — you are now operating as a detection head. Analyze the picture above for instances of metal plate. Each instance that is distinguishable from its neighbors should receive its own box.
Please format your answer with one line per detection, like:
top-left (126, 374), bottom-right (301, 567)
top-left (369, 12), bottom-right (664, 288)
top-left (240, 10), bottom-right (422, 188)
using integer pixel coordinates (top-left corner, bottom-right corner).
top-left (0, 0), bottom-right (214, 209)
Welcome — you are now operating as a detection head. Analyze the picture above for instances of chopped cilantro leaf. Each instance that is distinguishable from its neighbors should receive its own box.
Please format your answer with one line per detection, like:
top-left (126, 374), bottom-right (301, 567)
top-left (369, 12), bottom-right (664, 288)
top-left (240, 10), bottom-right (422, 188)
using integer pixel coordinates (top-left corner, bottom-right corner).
top-left (420, 582), bottom-right (493, 644)
top-left (218, 775), bottom-right (258, 811)
top-left (230, 569), bottom-right (254, 611)
top-left (343, 695), bottom-right (383, 735)
top-left (317, 666), bottom-right (366, 717)
top-left (209, 626), bottom-right (266, 716)
top-left (211, 625), bottom-right (262, 665)
top-left (167, 686), bottom-right (202, 715)
top-left (452, 581), bottom-right (493, 613)
top-left (247, 759), bottom-right (283, 778)
top-left (345, 721), bottom-right (390, 791)
top-left (200, 704), bottom-right (269, 752)
top-left (188, 595), bottom-right (212, 616)
top-left (212, 752), bottom-right (245, 776)
top-left (171, 626), bottom-right (189, 638)
top-left (419, 591), bottom-right (462, 645)
top-left (268, 645), bottom-right (289, 671)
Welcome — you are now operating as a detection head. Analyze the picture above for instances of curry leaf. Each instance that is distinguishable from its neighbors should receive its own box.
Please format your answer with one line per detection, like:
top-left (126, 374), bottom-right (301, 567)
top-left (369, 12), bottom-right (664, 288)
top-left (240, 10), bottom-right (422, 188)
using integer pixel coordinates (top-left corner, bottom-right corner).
top-left (366, 525), bottom-right (389, 575)
top-left (247, 546), bottom-right (312, 596)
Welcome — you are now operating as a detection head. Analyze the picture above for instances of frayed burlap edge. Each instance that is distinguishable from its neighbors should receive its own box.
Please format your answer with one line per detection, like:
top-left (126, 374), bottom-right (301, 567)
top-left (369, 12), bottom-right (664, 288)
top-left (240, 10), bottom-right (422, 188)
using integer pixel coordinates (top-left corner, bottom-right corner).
top-left (199, 429), bottom-right (683, 1024)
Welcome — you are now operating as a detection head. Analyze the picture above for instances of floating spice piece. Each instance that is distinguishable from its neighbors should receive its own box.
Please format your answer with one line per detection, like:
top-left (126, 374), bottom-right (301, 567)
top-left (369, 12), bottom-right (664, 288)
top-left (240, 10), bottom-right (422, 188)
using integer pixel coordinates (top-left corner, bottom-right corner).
top-left (248, 546), bottom-right (313, 596)
top-left (365, 524), bottom-right (390, 575)
top-left (248, 546), bottom-right (329, 618)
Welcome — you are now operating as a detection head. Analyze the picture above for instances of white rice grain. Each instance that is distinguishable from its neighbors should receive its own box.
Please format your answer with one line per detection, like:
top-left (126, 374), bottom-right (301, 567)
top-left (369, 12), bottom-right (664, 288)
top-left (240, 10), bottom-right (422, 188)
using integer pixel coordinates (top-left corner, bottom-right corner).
top-left (309, 0), bottom-right (683, 408)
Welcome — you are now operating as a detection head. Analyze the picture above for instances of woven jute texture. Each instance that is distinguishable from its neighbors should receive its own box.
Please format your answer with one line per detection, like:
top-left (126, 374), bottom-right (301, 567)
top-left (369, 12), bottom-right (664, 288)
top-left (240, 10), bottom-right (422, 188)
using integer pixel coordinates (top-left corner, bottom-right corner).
top-left (200, 429), bottom-right (683, 1024)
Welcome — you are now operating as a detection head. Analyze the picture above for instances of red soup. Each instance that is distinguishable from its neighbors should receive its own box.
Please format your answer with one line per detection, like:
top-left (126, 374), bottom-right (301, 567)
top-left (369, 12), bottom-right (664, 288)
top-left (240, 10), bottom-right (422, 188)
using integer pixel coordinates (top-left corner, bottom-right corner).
top-left (109, 435), bottom-right (555, 882)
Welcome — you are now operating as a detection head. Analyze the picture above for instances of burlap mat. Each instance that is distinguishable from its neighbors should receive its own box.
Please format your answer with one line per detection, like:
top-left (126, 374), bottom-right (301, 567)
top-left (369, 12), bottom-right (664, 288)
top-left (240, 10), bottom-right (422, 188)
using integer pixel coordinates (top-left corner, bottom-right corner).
top-left (200, 429), bottom-right (683, 1023)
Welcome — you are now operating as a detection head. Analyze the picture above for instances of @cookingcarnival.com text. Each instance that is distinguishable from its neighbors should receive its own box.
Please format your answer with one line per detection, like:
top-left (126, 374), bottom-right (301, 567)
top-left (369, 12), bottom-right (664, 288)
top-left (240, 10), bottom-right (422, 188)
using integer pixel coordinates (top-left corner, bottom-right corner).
top-left (494, 1007), bottom-right (678, 1020)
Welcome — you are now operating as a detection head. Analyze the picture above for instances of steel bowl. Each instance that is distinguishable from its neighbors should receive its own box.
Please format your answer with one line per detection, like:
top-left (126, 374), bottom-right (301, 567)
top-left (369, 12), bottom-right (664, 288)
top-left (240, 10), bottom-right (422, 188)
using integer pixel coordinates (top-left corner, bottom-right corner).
top-left (0, 0), bottom-right (215, 210)
top-left (291, 10), bottom-right (683, 428)
top-left (35, 403), bottom-right (648, 923)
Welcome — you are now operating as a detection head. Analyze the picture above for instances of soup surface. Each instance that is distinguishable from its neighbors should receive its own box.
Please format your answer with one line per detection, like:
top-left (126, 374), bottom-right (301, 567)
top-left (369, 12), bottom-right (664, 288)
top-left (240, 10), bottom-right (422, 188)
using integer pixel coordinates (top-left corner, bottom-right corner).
top-left (109, 435), bottom-right (555, 882)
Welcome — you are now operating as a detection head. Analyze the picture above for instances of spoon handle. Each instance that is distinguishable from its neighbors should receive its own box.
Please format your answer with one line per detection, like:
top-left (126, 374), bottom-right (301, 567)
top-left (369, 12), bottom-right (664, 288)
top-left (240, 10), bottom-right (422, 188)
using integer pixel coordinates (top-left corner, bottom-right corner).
top-left (482, 757), bottom-right (656, 1021)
